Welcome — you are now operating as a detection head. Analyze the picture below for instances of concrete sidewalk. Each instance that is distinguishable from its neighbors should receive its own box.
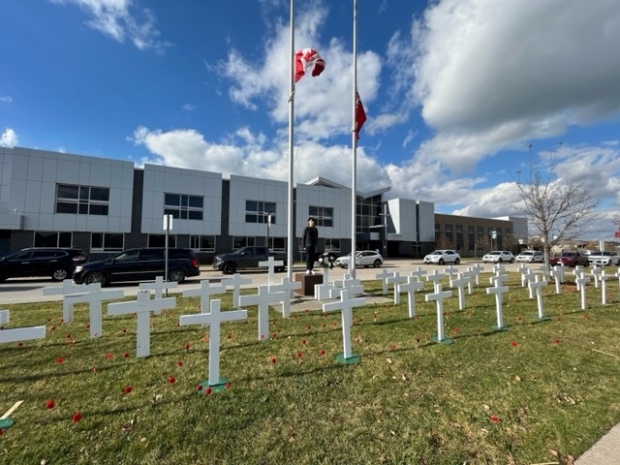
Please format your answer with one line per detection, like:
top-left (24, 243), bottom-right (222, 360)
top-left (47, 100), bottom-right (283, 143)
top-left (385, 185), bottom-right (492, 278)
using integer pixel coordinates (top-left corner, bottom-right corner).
top-left (574, 423), bottom-right (620, 464)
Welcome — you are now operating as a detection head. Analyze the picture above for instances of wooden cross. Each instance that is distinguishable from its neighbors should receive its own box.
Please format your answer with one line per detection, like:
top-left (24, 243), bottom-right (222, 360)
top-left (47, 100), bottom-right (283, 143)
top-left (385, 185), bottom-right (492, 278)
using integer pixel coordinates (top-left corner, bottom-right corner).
top-left (397, 276), bottom-right (424, 318)
top-left (575, 272), bottom-right (591, 310)
top-left (375, 269), bottom-right (395, 295)
top-left (139, 276), bottom-right (178, 312)
top-left (486, 280), bottom-right (509, 330)
top-left (0, 310), bottom-right (46, 344)
top-left (268, 277), bottom-right (302, 318)
top-left (183, 280), bottom-right (226, 326)
top-left (239, 285), bottom-right (287, 341)
top-left (386, 272), bottom-right (407, 304)
top-left (528, 275), bottom-right (549, 320)
top-left (259, 256), bottom-right (284, 285)
top-left (425, 284), bottom-right (453, 343)
top-left (450, 273), bottom-right (471, 310)
top-left (107, 290), bottom-right (176, 358)
top-left (322, 289), bottom-right (365, 362)
top-left (179, 299), bottom-right (247, 389)
top-left (426, 269), bottom-right (446, 293)
top-left (221, 273), bottom-right (253, 307)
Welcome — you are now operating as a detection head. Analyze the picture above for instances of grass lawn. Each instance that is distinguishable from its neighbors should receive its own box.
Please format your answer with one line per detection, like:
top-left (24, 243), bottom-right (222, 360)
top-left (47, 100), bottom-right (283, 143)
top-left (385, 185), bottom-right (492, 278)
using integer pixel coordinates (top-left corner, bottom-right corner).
top-left (1, 268), bottom-right (620, 464)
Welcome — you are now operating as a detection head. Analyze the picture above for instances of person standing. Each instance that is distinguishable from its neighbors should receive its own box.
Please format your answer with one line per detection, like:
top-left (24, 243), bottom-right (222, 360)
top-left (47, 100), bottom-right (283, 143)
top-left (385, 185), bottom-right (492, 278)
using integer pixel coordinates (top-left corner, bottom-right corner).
top-left (303, 217), bottom-right (319, 275)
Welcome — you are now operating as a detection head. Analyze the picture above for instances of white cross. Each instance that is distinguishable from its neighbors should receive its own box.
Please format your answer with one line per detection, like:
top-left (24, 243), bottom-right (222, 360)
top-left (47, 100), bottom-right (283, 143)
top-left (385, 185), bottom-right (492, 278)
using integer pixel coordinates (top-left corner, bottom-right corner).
top-left (575, 272), bottom-right (591, 310)
top-left (65, 284), bottom-right (124, 338)
top-left (0, 321), bottom-right (46, 345)
top-left (467, 264), bottom-right (485, 285)
top-left (183, 280), bottom-right (226, 326)
top-left (461, 270), bottom-right (475, 294)
top-left (315, 279), bottom-right (335, 301)
top-left (386, 272), bottom-right (407, 304)
top-left (329, 276), bottom-right (364, 299)
top-left (573, 266), bottom-right (584, 290)
top-left (616, 269), bottom-right (620, 288)
top-left (42, 279), bottom-right (88, 323)
top-left (493, 263), bottom-right (507, 274)
top-left (486, 281), bottom-right (509, 330)
top-left (590, 266), bottom-right (602, 289)
top-left (489, 273), bottom-right (508, 287)
top-left (397, 276), bottom-right (424, 318)
top-left (139, 276), bottom-right (179, 313)
top-left (517, 264), bottom-right (530, 287)
top-left (523, 271), bottom-right (536, 299)
top-left (375, 269), bottom-right (395, 295)
top-left (259, 256), bottom-right (284, 285)
top-left (0, 310), bottom-right (9, 326)
top-left (443, 265), bottom-right (459, 280)
top-left (426, 269), bottom-right (446, 293)
top-left (600, 271), bottom-right (612, 305)
top-left (425, 284), bottom-right (453, 343)
top-left (179, 299), bottom-right (247, 387)
top-left (221, 273), bottom-right (253, 307)
top-left (550, 266), bottom-right (565, 294)
top-left (408, 267), bottom-right (427, 282)
top-left (269, 277), bottom-right (302, 318)
top-left (322, 289), bottom-right (365, 361)
top-left (107, 290), bottom-right (176, 358)
top-left (528, 275), bottom-right (548, 320)
top-left (450, 273), bottom-right (471, 310)
top-left (239, 285), bottom-right (288, 341)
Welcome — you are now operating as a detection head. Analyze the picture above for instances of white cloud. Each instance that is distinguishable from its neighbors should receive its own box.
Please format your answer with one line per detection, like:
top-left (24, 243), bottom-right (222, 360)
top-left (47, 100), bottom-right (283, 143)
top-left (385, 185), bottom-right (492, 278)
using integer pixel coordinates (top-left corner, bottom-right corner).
top-left (0, 128), bottom-right (18, 147)
top-left (50, 0), bottom-right (170, 52)
top-left (0, 96), bottom-right (12, 103)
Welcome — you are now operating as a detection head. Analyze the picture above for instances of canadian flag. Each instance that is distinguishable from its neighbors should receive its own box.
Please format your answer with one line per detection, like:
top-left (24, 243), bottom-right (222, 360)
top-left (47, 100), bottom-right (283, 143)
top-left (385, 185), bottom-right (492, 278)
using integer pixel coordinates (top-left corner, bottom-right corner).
top-left (294, 48), bottom-right (325, 83)
top-left (355, 92), bottom-right (367, 140)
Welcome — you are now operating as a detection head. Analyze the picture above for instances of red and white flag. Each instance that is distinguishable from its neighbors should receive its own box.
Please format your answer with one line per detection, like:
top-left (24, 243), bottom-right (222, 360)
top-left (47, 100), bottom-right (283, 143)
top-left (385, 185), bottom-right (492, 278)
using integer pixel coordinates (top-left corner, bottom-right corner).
top-left (355, 92), bottom-right (367, 140)
top-left (294, 48), bottom-right (325, 83)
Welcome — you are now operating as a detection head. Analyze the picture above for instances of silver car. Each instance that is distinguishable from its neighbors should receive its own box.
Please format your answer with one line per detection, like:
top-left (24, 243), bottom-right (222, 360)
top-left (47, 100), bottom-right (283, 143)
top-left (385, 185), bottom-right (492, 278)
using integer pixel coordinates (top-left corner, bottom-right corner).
top-left (516, 250), bottom-right (544, 263)
top-left (482, 251), bottom-right (515, 263)
top-left (423, 250), bottom-right (461, 265)
top-left (335, 250), bottom-right (383, 268)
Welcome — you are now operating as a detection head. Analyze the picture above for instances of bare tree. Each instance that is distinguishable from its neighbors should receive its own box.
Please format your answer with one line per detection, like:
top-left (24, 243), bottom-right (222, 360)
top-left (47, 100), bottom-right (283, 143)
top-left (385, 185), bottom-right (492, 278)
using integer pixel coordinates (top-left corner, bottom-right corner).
top-left (516, 144), bottom-right (599, 276)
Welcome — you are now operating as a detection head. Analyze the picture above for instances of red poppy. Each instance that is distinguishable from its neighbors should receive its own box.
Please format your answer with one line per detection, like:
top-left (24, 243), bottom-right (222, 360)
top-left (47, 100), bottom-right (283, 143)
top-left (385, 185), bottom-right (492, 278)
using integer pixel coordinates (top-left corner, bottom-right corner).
top-left (319, 349), bottom-right (326, 356)
top-left (72, 412), bottom-right (83, 423)
top-left (553, 337), bottom-right (560, 345)
top-left (196, 384), bottom-right (203, 391)
top-left (0, 428), bottom-right (4, 435)
top-left (390, 344), bottom-right (398, 350)
top-left (105, 352), bottom-right (113, 359)
top-left (184, 343), bottom-right (191, 351)
top-left (511, 341), bottom-right (518, 347)
top-left (260, 334), bottom-right (265, 340)
top-left (124, 386), bottom-right (132, 394)
top-left (17, 342), bottom-right (23, 347)
top-left (296, 351), bottom-right (303, 359)
top-left (66, 334), bottom-right (71, 339)
top-left (56, 357), bottom-right (64, 364)
top-left (225, 382), bottom-right (231, 389)
top-left (301, 339), bottom-right (307, 346)
top-left (176, 361), bottom-right (183, 367)
top-left (85, 323), bottom-right (90, 329)
top-left (584, 313), bottom-right (590, 320)
top-left (490, 415), bottom-right (501, 424)
top-left (50, 325), bottom-right (56, 331)
top-left (45, 400), bottom-right (56, 409)
top-left (270, 357), bottom-right (277, 365)
top-left (123, 352), bottom-right (130, 358)
top-left (226, 333), bottom-right (232, 339)
top-left (306, 325), bottom-right (311, 330)
top-left (91, 366), bottom-right (98, 373)
top-left (205, 387), bottom-right (212, 396)
top-left (168, 376), bottom-right (176, 384)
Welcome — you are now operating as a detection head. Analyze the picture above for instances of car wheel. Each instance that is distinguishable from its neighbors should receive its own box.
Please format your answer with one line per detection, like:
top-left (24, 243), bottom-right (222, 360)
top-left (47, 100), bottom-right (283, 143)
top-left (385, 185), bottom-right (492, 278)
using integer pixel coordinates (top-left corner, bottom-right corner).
top-left (373, 260), bottom-right (382, 268)
top-left (510, 258), bottom-right (515, 263)
top-left (438, 258), bottom-right (444, 265)
top-left (84, 272), bottom-right (107, 286)
top-left (454, 258), bottom-right (460, 265)
top-left (223, 262), bottom-right (236, 275)
top-left (51, 268), bottom-right (69, 281)
top-left (168, 269), bottom-right (186, 283)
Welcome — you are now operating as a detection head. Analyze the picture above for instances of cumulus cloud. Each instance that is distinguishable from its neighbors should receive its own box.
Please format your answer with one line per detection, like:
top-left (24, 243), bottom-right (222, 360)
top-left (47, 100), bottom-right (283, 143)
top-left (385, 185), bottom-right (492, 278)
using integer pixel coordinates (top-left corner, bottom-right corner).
top-left (50, 0), bottom-right (170, 52)
top-left (0, 128), bottom-right (18, 147)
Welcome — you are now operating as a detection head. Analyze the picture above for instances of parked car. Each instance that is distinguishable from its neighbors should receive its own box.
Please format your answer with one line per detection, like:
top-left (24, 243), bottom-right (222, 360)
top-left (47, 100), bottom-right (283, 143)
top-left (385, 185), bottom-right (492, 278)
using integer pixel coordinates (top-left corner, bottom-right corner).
top-left (587, 251), bottom-right (620, 266)
top-left (0, 247), bottom-right (88, 282)
top-left (73, 248), bottom-right (200, 286)
top-left (212, 246), bottom-right (287, 275)
top-left (549, 251), bottom-right (589, 268)
top-left (334, 250), bottom-right (383, 268)
top-left (423, 250), bottom-right (461, 265)
top-left (516, 250), bottom-right (544, 263)
top-left (482, 250), bottom-right (515, 263)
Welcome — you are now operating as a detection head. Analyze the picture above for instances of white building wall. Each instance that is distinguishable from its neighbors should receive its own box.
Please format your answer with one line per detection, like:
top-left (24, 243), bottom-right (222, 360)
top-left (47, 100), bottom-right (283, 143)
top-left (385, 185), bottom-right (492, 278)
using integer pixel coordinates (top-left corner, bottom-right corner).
top-left (142, 164), bottom-right (223, 235)
top-left (418, 200), bottom-right (436, 242)
top-left (295, 184), bottom-right (352, 239)
top-left (1, 147), bottom-right (134, 232)
top-left (228, 175), bottom-right (287, 237)
top-left (387, 198), bottom-right (417, 241)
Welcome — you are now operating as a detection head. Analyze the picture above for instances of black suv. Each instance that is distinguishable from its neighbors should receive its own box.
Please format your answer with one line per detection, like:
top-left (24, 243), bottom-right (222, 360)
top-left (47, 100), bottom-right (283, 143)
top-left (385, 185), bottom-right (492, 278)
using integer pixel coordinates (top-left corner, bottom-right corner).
top-left (73, 248), bottom-right (200, 286)
top-left (0, 247), bottom-right (88, 282)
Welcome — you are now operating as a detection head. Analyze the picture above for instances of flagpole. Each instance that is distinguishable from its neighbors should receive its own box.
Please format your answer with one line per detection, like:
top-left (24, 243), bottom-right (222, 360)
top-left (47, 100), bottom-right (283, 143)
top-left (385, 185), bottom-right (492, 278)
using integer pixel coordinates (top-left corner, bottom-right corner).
top-left (287, 0), bottom-right (295, 284)
top-left (350, 0), bottom-right (358, 278)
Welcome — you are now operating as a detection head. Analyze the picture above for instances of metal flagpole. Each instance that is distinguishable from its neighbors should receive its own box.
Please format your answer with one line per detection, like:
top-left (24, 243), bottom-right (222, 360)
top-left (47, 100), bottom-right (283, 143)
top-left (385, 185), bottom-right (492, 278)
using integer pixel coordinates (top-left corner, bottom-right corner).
top-left (287, 0), bottom-right (295, 283)
top-left (350, 0), bottom-right (358, 278)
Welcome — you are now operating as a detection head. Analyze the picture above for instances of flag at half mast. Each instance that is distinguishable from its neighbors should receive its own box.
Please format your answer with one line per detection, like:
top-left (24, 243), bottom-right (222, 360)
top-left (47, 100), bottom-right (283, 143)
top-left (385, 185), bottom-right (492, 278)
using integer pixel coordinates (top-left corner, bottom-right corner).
top-left (355, 91), bottom-right (367, 140)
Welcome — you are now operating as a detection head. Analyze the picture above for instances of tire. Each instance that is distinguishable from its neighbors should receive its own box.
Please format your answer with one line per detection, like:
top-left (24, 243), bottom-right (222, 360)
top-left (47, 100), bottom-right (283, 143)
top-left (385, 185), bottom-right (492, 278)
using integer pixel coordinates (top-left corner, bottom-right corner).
top-left (223, 262), bottom-right (236, 275)
top-left (438, 258), bottom-right (444, 265)
top-left (84, 272), bottom-right (107, 286)
top-left (168, 269), bottom-right (186, 283)
top-left (373, 260), bottom-right (382, 268)
top-left (51, 268), bottom-right (69, 281)
top-left (510, 258), bottom-right (515, 263)
top-left (454, 258), bottom-right (460, 265)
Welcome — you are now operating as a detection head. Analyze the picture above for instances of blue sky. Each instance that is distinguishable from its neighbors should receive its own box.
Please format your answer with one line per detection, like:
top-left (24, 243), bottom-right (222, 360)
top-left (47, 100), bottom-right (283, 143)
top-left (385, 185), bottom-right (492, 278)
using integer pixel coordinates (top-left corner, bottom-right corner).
top-left (1, 0), bottom-right (620, 240)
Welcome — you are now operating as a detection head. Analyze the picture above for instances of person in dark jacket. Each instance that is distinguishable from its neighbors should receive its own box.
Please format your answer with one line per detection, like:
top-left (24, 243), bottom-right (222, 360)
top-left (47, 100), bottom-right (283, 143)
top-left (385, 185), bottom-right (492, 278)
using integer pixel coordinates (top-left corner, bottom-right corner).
top-left (303, 217), bottom-right (319, 275)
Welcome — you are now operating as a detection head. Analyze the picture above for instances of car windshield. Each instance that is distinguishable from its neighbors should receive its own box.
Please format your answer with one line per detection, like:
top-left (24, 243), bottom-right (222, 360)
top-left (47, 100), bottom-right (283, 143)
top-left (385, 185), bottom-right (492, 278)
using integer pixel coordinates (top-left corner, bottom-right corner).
top-left (520, 251), bottom-right (534, 256)
top-left (488, 252), bottom-right (500, 256)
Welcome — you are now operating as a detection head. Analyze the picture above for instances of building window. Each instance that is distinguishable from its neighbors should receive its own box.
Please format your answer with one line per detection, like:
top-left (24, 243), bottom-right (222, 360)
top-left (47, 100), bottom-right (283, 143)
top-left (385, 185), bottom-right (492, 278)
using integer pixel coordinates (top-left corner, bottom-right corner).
top-left (34, 231), bottom-right (72, 248)
top-left (468, 226), bottom-right (475, 251)
top-left (91, 233), bottom-right (124, 252)
top-left (233, 236), bottom-right (257, 249)
top-left (56, 184), bottom-right (110, 216)
top-left (148, 235), bottom-right (177, 248)
top-left (164, 193), bottom-right (204, 220)
top-left (456, 225), bottom-right (464, 251)
top-left (324, 238), bottom-right (341, 252)
top-left (271, 237), bottom-right (286, 252)
top-left (245, 201), bottom-right (276, 224)
top-left (190, 235), bottom-right (215, 252)
top-left (309, 206), bottom-right (333, 227)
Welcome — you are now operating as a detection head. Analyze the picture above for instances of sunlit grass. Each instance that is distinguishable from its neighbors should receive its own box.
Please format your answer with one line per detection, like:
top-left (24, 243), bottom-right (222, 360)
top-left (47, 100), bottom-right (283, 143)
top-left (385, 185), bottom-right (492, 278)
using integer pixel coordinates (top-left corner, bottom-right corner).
top-left (1, 268), bottom-right (620, 464)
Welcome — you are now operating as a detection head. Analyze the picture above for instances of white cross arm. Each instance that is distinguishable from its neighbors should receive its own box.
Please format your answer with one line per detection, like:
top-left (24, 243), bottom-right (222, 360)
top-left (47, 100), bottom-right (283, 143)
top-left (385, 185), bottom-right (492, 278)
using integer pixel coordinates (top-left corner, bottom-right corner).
top-left (425, 291), bottom-right (452, 302)
top-left (0, 326), bottom-right (46, 344)
top-left (180, 309), bottom-right (247, 327)
top-left (108, 296), bottom-right (176, 316)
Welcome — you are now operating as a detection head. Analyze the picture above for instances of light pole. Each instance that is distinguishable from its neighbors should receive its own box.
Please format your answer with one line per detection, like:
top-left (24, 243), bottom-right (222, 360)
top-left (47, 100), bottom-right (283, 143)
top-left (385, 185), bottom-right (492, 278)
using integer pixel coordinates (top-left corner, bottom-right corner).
top-left (379, 211), bottom-right (390, 258)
